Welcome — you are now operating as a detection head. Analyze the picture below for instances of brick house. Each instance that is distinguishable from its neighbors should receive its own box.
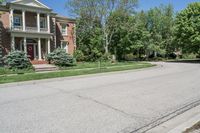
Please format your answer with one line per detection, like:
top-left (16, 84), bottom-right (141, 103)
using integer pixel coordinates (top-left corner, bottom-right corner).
top-left (0, 0), bottom-right (76, 62)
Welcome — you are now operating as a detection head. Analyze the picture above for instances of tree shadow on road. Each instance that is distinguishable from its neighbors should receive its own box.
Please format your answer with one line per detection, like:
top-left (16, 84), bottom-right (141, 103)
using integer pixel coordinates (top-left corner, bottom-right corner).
top-left (167, 59), bottom-right (200, 64)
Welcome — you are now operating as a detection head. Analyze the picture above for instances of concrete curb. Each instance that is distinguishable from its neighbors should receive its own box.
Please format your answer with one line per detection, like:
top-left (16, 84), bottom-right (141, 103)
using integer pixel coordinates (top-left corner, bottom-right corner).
top-left (168, 114), bottom-right (200, 133)
top-left (146, 104), bottom-right (200, 133)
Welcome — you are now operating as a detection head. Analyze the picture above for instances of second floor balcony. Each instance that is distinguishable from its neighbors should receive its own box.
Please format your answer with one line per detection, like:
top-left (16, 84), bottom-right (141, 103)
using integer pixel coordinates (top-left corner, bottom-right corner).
top-left (10, 9), bottom-right (50, 34)
top-left (12, 25), bottom-right (48, 33)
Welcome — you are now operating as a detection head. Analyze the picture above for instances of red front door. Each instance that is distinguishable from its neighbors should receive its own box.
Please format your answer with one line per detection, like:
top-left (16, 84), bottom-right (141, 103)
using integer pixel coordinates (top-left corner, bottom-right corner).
top-left (27, 44), bottom-right (34, 60)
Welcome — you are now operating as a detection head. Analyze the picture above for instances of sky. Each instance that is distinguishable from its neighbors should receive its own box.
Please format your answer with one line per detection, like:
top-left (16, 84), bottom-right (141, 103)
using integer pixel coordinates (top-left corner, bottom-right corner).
top-left (40, 0), bottom-right (200, 17)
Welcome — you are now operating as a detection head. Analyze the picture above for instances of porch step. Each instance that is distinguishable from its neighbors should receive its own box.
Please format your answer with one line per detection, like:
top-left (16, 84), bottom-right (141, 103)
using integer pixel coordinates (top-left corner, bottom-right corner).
top-left (31, 60), bottom-right (48, 65)
top-left (33, 64), bottom-right (59, 72)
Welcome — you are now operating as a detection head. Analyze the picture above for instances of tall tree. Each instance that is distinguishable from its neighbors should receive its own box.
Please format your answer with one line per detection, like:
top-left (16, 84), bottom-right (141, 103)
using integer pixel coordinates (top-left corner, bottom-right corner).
top-left (174, 2), bottom-right (200, 54)
top-left (66, 0), bottom-right (138, 55)
top-left (144, 4), bottom-right (175, 57)
top-left (0, 0), bottom-right (5, 4)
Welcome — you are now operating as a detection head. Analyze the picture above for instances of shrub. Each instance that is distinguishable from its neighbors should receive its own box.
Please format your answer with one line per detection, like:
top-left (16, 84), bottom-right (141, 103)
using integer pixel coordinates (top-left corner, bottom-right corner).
top-left (74, 50), bottom-right (85, 62)
top-left (3, 50), bottom-right (32, 69)
top-left (0, 47), bottom-right (3, 66)
top-left (167, 53), bottom-right (177, 59)
top-left (124, 54), bottom-right (137, 61)
top-left (101, 53), bottom-right (112, 62)
top-left (46, 48), bottom-right (76, 67)
top-left (182, 53), bottom-right (197, 59)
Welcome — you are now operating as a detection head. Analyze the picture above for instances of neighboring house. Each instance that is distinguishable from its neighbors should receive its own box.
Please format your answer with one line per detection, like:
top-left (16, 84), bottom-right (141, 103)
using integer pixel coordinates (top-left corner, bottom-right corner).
top-left (0, 0), bottom-right (76, 62)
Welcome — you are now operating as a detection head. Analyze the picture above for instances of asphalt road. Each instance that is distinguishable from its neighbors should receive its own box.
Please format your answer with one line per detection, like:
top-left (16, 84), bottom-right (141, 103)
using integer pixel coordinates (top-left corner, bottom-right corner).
top-left (0, 62), bottom-right (200, 133)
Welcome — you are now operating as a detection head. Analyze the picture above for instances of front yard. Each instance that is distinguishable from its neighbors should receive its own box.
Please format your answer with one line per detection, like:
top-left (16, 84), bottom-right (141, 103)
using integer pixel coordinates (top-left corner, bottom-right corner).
top-left (0, 62), bottom-right (154, 84)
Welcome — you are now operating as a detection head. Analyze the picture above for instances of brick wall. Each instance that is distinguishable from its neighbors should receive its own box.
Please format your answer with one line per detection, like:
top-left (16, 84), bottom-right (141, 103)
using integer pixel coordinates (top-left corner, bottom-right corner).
top-left (0, 11), bottom-right (11, 56)
top-left (25, 12), bottom-right (37, 27)
top-left (56, 21), bottom-right (75, 55)
top-left (0, 10), bottom-right (76, 57)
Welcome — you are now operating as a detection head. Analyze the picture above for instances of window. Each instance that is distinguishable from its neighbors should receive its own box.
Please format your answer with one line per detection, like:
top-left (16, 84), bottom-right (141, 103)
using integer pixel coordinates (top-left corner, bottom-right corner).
top-left (61, 24), bottom-right (67, 35)
top-left (14, 16), bottom-right (21, 26)
top-left (40, 18), bottom-right (46, 29)
top-left (61, 41), bottom-right (68, 53)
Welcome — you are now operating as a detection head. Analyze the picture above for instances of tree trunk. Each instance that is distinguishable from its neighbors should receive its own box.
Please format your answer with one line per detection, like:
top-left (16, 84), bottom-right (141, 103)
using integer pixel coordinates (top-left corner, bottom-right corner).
top-left (154, 51), bottom-right (157, 57)
top-left (104, 33), bottom-right (109, 54)
top-left (114, 47), bottom-right (117, 61)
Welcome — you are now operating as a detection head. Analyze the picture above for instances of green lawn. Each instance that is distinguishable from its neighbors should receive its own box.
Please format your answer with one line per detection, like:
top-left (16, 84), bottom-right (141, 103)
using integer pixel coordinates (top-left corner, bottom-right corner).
top-left (60, 61), bottom-right (141, 70)
top-left (0, 62), bottom-right (154, 84)
top-left (0, 67), bottom-right (34, 75)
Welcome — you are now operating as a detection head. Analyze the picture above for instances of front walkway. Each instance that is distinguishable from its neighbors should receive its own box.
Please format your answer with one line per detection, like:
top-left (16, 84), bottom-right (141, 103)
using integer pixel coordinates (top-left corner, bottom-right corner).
top-left (33, 64), bottom-right (58, 72)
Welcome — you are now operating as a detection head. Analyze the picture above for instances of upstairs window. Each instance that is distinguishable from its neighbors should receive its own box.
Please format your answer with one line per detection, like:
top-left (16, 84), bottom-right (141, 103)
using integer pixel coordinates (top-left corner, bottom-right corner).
top-left (61, 24), bottom-right (67, 35)
top-left (13, 16), bottom-right (21, 26)
top-left (40, 18), bottom-right (46, 29)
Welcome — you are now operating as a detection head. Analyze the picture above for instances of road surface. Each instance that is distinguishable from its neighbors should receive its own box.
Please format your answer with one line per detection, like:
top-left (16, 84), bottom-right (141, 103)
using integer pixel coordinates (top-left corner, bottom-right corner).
top-left (0, 62), bottom-right (200, 133)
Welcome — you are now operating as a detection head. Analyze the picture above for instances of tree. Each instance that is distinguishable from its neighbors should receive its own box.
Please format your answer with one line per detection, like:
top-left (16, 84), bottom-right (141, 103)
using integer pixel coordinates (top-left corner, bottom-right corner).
top-left (0, 0), bottom-right (5, 4)
top-left (143, 4), bottom-right (175, 58)
top-left (75, 16), bottom-right (104, 61)
top-left (65, 1), bottom-right (186, 61)
top-left (4, 51), bottom-right (32, 69)
top-left (108, 9), bottom-right (134, 60)
top-left (66, 0), bottom-right (138, 57)
top-left (46, 48), bottom-right (75, 66)
top-left (174, 2), bottom-right (200, 54)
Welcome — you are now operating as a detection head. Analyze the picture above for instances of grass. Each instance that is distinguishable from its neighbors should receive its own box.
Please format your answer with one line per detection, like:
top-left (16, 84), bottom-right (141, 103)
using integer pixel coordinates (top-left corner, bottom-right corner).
top-left (0, 67), bottom-right (34, 75)
top-left (60, 61), bottom-right (140, 70)
top-left (183, 121), bottom-right (200, 133)
top-left (0, 62), bottom-right (154, 84)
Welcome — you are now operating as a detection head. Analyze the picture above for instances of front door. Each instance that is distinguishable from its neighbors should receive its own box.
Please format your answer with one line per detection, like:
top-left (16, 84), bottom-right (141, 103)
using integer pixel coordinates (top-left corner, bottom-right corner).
top-left (27, 44), bottom-right (34, 60)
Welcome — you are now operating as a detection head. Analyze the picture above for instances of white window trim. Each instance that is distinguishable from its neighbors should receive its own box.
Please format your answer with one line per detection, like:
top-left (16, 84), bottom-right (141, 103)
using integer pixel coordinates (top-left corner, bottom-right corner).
top-left (13, 15), bottom-right (22, 26)
top-left (40, 17), bottom-right (46, 29)
top-left (61, 24), bottom-right (68, 36)
top-left (61, 41), bottom-right (69, 53)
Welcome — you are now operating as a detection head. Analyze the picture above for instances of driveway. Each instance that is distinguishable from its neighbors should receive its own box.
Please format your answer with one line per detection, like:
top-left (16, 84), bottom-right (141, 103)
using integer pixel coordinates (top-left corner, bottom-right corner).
top-left (0, 62), bottom-right (200, 133)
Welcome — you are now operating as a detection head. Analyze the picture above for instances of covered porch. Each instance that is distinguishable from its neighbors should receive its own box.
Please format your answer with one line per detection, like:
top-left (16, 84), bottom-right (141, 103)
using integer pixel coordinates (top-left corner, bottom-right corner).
top-left (11, 36), bottom-right (51, 61)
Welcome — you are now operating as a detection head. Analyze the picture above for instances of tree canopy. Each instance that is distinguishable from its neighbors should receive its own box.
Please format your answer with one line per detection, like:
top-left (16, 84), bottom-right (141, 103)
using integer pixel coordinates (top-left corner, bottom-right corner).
top-left (174, 2), bottom-right (200, 54)
top-left (66, 1), bottom-right (200, 61)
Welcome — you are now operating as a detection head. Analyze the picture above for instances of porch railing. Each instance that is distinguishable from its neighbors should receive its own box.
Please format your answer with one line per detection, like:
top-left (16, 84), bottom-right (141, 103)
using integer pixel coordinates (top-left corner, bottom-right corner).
top-left (13, 26), bottom-right (23, 31)
top-left (12, 26), bottom-right (49, 33)
top-left (40, 28), bottom-right (48, 33)
top-left (26, 27), bottom-right (38, 32)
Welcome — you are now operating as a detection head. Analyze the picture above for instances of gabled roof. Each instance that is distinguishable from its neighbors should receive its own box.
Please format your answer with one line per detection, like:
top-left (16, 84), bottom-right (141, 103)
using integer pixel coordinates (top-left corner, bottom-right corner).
top-left (55, 14), bottom-right (76, 22)
top-left (10, 0), bottom-right (50, 9)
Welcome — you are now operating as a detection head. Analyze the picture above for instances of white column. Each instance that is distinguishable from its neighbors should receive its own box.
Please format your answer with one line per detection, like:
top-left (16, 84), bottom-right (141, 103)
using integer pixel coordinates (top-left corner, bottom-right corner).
top-left (34, 44), bottom-right (36, 60)
top-left (10, 9), bottom-right (14, 29)
top-left (47, 14), bottom-right (50, 33)
top-left (22, 10), bottom-right (26, 31)
top-left (37, 13), bottom-right (40, 32)
top-left (47, 38), bottom-right (50, 54)
top-left (11, 36), bottom-right (15, 51)
top-left (20, 41), bottom-right (22, 51)
top-left (38, 38), bottom-right (42, 60)
top-left (52, 18), bottom-right (56, 48)
top-left (54, 36), bottom-right (56, 48)
top-left (24, 37), bottom-right (27, 53)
